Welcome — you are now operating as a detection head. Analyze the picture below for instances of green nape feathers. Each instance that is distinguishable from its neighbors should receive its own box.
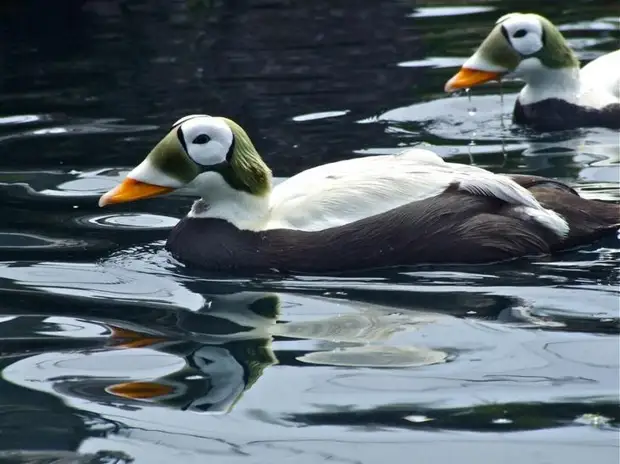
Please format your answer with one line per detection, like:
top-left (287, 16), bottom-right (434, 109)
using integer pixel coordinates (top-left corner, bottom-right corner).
top-left (514, 13), bottom-right (579, 69)
top-left (216, 117), bottom-right (273, 197)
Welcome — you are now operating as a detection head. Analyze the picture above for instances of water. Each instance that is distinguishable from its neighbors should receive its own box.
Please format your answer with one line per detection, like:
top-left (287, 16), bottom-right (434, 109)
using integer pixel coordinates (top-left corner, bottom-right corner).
top-left (1, 1), bottom-right (619, 463)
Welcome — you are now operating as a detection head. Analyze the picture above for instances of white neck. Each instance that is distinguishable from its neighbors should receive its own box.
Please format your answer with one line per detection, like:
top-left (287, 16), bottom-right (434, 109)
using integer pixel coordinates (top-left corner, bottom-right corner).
top-left (515, 60), bottom-right (580, 105)
top-left (187, 172), bottom-right (271, 231)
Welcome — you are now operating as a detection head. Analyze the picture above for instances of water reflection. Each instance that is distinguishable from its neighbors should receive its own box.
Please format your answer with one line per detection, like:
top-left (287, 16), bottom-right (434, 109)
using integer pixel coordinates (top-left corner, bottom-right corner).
top-left (377, 92), bottom-right (620, 183)
top-left (0, 258), bottom-right (617, 460)
top-left (0, 291), bottom-right (451, 415)
top-left (0, 0), bottom-right (618, 461)
top-left (285, 401), bottom-right (619, 432)
top-left (0, 449), bottom-right (134, 464)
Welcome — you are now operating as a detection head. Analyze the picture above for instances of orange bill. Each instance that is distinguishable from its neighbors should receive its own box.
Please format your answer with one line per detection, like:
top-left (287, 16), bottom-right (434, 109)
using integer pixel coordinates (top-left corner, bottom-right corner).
top-left (98, 178), bottom-right (174, 207)
top-left (444, 68), bottom-right (502, 92)
top-left (108, 326), bottom-right (166, 349)
top-left (106, 381), bottom-right (175, 400)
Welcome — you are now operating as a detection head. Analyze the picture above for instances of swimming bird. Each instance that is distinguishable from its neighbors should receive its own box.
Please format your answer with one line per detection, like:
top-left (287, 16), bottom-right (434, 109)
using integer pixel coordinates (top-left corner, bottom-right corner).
top-left (98, 114), bottom-right (619, 273)
top-left (444, 12), bottom-right (620, 131)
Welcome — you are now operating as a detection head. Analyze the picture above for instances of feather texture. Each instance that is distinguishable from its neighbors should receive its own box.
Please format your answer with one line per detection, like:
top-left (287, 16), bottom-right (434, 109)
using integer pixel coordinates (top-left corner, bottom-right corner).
top-left (265, 148), bottom-right (569, 237)
top-left (578, 49), bottom-right (620, 107)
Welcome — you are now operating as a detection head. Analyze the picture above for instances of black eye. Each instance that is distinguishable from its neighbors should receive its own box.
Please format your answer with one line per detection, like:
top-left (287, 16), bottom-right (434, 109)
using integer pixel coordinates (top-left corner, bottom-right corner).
top-left (192, 134), bottom-right (210, 144)
top-left (513, 29), bottom-right (527, 38)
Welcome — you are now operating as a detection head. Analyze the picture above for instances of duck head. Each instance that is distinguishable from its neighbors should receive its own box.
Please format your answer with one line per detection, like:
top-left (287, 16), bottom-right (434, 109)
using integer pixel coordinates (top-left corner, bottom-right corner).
top-left (444, 12), bottom-right (579, 92)
top-left (99, 115), bottom-right (272, 210)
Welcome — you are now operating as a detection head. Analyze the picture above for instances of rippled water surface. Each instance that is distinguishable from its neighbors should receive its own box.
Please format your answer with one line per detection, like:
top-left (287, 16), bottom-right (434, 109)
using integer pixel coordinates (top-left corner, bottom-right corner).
top-left (1, 1), bottom-right (619, 463)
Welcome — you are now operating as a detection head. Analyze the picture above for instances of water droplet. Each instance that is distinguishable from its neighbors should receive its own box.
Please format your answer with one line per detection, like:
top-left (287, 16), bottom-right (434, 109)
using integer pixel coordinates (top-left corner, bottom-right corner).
top-left (499, 80), bottom-right (506, 129)
top-left (405, 415), bottom-right (434, 423)
top-left (468, 134), bottom-right (477, 165)
top-left (492, 418), bottom-right (513, 424)
top-left (466, 88), bottom-right (477, 116)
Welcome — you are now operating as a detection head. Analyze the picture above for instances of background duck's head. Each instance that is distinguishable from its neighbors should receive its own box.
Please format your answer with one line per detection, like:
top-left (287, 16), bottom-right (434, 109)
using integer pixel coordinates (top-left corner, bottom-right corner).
top-left (99, 115), bottom-right (272, 207)
top-left (444, 12), bottom-right (579, 92)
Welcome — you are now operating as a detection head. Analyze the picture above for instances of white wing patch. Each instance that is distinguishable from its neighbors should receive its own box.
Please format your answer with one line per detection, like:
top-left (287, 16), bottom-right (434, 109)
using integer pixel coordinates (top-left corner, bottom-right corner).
top-left (265, 148), bottom-right (569, 237)
top-left (510, 206), bottom-right (569, 238)
top-left (456, 173), bottom-right (540, 209)
top-left (457, 174), bottom-right (569, 236)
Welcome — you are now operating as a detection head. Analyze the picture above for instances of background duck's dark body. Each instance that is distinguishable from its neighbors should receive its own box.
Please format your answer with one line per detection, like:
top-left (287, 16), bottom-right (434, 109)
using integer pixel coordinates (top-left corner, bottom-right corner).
top-left (166, 175), bottom-right (620, 274)
top-left (513, 98), bottom-right (620, 131)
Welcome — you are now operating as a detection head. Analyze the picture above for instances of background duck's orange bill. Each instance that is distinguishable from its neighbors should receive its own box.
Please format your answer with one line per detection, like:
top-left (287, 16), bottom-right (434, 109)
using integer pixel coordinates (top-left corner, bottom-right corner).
top-left (106, 381), bottom-right (175, 400)
top-left (444, 68), bottom-right (501, 92)
top-left (98, 178), bottom-right (174, 207)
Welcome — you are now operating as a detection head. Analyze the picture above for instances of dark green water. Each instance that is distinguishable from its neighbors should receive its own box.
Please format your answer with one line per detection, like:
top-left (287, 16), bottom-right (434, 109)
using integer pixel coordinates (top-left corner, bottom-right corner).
top-left (0, 1), bottom-right (618, 463)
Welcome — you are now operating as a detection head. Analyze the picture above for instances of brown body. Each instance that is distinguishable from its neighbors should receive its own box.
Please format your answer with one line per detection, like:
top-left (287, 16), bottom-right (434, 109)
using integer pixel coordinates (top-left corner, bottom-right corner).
top-left (166, 175), bottom-right (620, 274)
top-left (513, 98), bottom-right (620, 132)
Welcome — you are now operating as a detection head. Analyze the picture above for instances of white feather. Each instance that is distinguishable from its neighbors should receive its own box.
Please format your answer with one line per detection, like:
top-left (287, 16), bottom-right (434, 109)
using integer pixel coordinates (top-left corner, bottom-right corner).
top-left (513, 49), bottom-right (620, 108)
top-left (578, 49), bottom-right (620, 107)
top-left (186, 148), bottom-right (569, 237)
top-left (516, 63), bottom-right (581, 106)
top-left (188, 172), bottom-right (270, 231)
top-left (510, 206), bottom-right (569, 239)
top-left (262, 148), bottom-right (569, 237)
top-left (517, 50), bottom-right (620, 108)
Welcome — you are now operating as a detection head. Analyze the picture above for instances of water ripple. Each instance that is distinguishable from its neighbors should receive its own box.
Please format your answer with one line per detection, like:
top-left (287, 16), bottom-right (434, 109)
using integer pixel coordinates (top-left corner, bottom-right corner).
top-left (0, 2), bottom-right (618, 462)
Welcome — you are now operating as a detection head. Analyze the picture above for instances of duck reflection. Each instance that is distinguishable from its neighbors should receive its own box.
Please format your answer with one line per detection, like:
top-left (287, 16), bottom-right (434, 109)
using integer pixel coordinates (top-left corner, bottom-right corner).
top-left (3, 276), bottom-right (616, 419)
top-left (96, 292), bottom-right (447, 411)
top-left (51, 292), bottom-right (281, 414)
top-left (1, 291), bottom-right (450, 415)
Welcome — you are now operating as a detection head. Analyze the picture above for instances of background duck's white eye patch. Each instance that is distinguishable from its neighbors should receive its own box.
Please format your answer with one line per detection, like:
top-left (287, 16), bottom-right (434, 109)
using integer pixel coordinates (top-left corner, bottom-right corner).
top-left (501, 15), bottom-right (544, 56)
top-left (178, 116), bottom-right (233, 167)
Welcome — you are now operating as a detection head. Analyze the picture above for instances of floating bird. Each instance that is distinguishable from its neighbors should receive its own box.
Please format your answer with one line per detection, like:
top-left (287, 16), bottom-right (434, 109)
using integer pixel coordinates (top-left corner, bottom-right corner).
top-left (99, 115), bottom-right (620, 273)
top-left (445, 12), bottom-right (620, 131)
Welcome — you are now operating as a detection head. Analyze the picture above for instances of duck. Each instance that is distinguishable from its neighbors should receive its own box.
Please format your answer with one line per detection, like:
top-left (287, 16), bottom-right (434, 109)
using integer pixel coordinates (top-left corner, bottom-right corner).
top-left (98, 114), bottom-right (620, 274)
top-left (444, 12), bottom-right (620, 132)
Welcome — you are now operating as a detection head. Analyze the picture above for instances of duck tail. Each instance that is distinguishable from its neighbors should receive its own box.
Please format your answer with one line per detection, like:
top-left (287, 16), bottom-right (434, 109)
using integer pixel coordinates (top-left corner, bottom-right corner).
top-left (558, 198), bottom-right (620, 250)
top-left (508, 174), bottom-right (620, 249)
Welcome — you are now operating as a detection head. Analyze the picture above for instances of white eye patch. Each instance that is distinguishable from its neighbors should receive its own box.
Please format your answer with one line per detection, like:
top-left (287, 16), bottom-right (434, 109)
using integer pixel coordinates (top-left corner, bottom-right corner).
top-left (178, 116), bottom-right (234, 167)
top-left (501, 14), bottom-right (544, 56)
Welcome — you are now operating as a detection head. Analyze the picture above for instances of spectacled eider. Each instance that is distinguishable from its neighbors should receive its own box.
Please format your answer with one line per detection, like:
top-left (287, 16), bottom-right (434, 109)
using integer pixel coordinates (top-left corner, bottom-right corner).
top-left (444, 12), bottom-right (620, 132)
top-left (98, 114), bottom-right (620, 274)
